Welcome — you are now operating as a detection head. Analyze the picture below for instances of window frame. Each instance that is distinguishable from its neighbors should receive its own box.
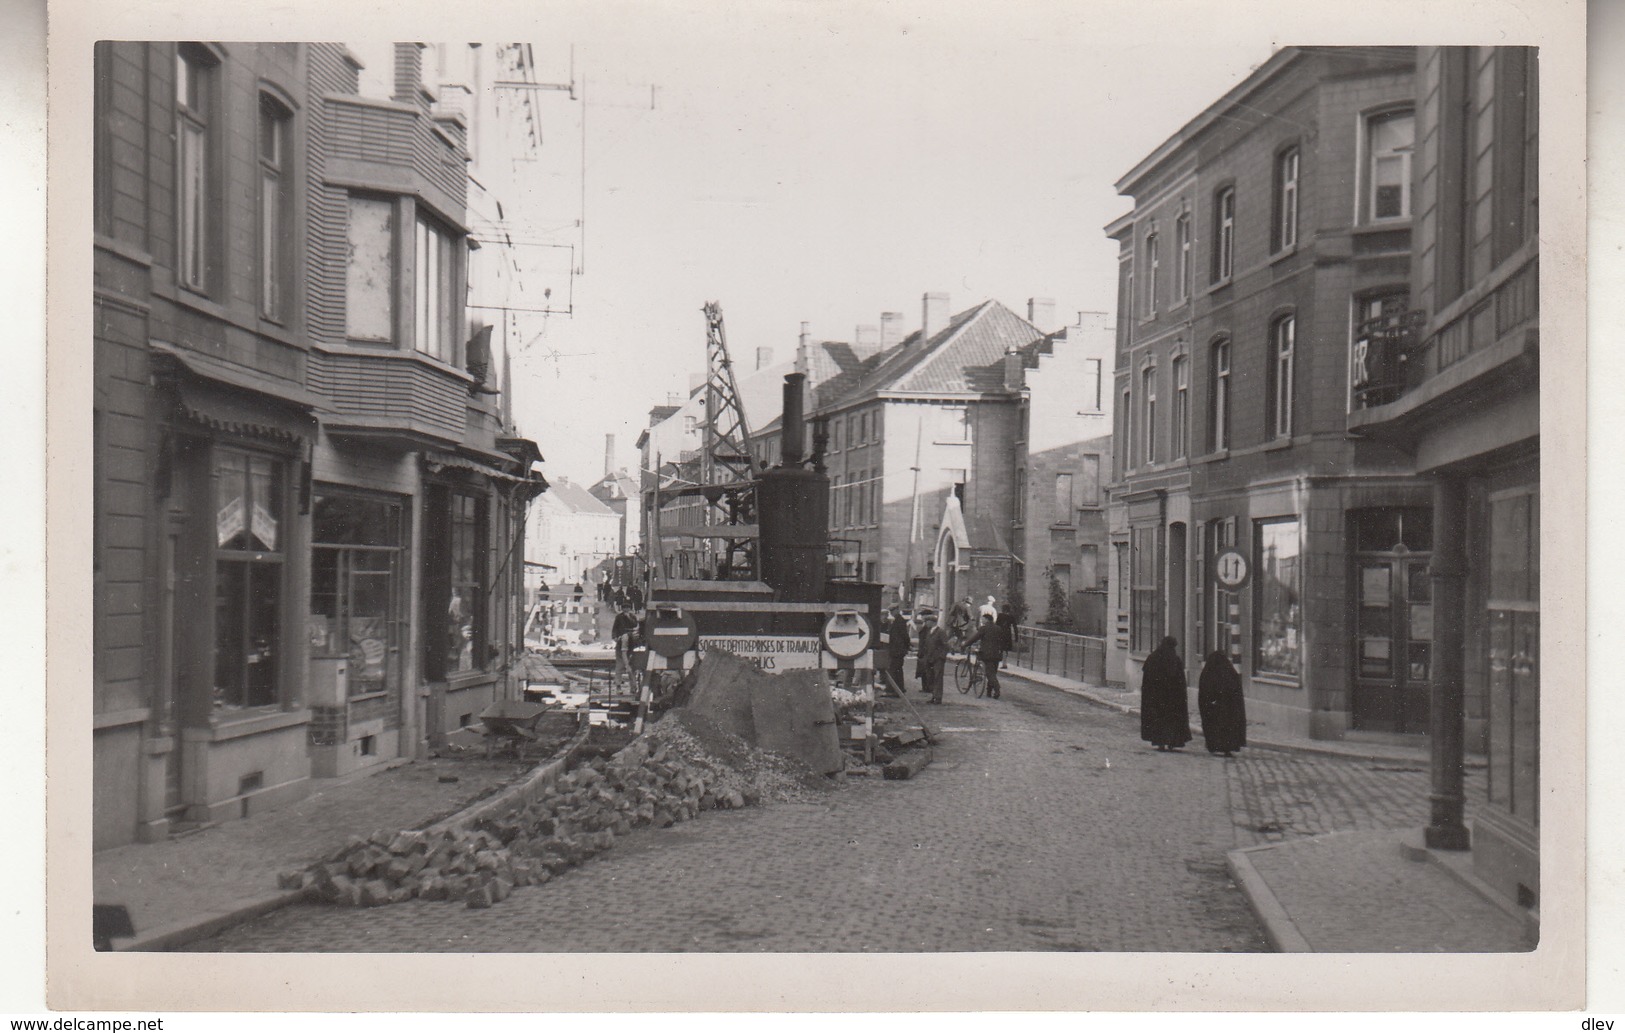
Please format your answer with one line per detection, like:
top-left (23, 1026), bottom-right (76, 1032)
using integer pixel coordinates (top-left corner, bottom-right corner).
top-left (257, 92), bottom-right (293, 322)
top-left (1141, 364), bottom-right (1157, 466)
top-left (1175, 212), bottom-right (1192, 301)
top-left (1269, 314), bottom-right (1296, 440)
top-left (1210, 337), bottom-right (1231, 452)
top-left (1143, 228), bottom-right (1159, 318)
top-left (211, 445), bottom-right (289, 714)
top-left (1275, 146), bottom-right (1300, 251)
top-left (346, 194), bottom-right (398, 345)
top-left (175, 44), bottom-right (217, 295)
top-left (1054, 472), bottom-right (1075, 526)
top-left (1253, 517), bottom-right (1304, 680)
top-left (1364, 108), bottom-right (1415, 224)
top-left (1212, 186), bottom-right (1236, 283)
top-left (1172, 355), bottom-right (1189, 459)
top-left (414, 210), bottom-right (460, 364)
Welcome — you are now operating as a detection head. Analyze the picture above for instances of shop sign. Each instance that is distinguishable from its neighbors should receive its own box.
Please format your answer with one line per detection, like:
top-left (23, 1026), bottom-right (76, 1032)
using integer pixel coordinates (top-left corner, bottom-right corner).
top-left (696, 635), bottom-right (821, 672)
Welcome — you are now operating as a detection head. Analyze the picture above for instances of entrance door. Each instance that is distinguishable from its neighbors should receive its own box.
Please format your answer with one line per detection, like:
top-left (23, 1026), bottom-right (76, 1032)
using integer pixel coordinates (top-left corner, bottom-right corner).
top-left (1353, 555), bottom-right (1433, 732)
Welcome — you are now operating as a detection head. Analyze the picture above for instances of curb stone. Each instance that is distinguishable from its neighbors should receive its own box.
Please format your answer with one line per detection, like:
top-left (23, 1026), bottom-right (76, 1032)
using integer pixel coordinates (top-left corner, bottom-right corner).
top-left (1225, 844), bottom-right (1313, 953)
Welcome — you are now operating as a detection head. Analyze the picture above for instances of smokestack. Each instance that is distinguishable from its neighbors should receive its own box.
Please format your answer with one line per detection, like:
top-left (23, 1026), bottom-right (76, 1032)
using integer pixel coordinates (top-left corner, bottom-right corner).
top-left (781, 372), bottom-right (807, 466)
top-left (795, 321), bottom-right (812, 375)
top-left (880, 311), bottom-right (905, 350)
top-left (604, 434), bottom-right (615, 477)
top-left (756, 346), bottom-right (774, 371)
top-left (1027, 297), bottom-right (1056, 331)
top-left (922, 292), bottom-right (949, 340)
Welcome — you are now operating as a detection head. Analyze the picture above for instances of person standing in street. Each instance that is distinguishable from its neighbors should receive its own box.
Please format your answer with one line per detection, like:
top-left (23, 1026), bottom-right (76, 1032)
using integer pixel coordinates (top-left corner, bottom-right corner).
top-left (962, 611), bottom-right (1011, 699)
top-left (884, 604), bottom-right (912, 695)
top-left (1197, 650), bottom-right (1246, 757)
top-left (947, 595), bottom-right (973, 646)
top-left (611, 602), bottom-right (638, 692)
top-left (1139, 636), bottom-right (1192, 751)
top-left (916, 609), bottom-right (950, 704)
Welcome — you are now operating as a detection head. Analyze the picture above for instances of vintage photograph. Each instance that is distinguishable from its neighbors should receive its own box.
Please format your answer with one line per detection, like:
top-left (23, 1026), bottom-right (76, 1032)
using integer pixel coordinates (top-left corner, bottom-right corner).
top-left (53, 0), bottom-right (1590, 1015)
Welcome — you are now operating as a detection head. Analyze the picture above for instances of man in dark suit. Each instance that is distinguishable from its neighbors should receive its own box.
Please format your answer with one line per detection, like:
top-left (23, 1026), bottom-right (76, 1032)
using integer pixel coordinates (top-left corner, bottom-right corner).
top-left (883, 604), bottom-right (911, 694)
top-left (915, 609), bottom-right (950, 704)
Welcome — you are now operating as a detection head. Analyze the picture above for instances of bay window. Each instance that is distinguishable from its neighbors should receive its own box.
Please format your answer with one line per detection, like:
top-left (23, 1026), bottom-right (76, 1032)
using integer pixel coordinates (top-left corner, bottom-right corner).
top-left (415, 214), bottom-right (459, 363)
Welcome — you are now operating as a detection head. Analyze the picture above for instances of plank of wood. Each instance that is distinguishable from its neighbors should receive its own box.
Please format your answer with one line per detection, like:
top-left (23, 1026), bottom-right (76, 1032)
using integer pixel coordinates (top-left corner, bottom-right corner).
top-left (883, 748), bottom-right (933, 781)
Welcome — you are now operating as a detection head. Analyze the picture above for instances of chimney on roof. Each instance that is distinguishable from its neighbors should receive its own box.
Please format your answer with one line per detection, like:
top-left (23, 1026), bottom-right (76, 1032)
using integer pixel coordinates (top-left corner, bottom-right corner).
top-left (922, 292), bottom-right (949, 341)
top-left (1075, 310), bottom-right (1109, 331)
top-left (853, 324), bottom-right (880, 359)
top-left (667, 391), bottom-right (681, 406)
top-left (756, 346), bottom-right (774, 371)
top-left (604, 434), bottom-right (615, 477)
top-left (1027, 297), bottom-right (1056, 332)
top-left (393, 43), bottom-right (430, 109)
top-left (1003, 346), bottom-right (1026, 392)
top-left (880, 311), bottom-right (905, 350)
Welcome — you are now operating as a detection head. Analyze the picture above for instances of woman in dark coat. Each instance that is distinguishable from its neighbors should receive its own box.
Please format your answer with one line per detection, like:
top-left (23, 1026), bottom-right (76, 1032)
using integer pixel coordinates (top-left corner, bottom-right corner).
top-left (1139, 636), bottom-right (1191, 751)
top-left (1198, 650), bottom-right (1246, 757)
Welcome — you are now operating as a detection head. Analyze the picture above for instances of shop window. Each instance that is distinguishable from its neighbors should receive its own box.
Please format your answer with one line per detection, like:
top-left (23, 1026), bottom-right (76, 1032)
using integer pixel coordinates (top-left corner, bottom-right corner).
top-left (258, 94), bottom-right (291, 321)
top-left (176, 44), bottom-right (217, 293)
top-left (1130, 525), bottom-right (1161, 653)
top-left (1253, 518), bottom-right (1302, 679)
top-left (212, 448), bottom-right (285, 711)
top-left (447, 493), bottom-right (486, 674)
top-left (346, 195), bottom-right (395, 343)
top-left (415, 213), bottom-right (459, 363)
top-left (1486, 487), bottom-right (1539, 824)
top-left (311, 492), bottom-right (404, 698)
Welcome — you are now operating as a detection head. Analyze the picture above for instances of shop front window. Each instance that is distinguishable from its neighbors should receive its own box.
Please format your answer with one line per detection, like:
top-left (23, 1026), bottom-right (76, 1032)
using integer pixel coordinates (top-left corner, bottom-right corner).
top-left (212, 448), bottom-right (285, 711)
top-left (1130, 525), bottom-right (1161, 653)
top-left (447, 493), bottom-right (486, 674)
top-left (311, 492), bottom-right (404, 698)
top-left (1254, 518), bottom-right (1302, 678)
top-left (1487, 488), bottom-right (1539, 825)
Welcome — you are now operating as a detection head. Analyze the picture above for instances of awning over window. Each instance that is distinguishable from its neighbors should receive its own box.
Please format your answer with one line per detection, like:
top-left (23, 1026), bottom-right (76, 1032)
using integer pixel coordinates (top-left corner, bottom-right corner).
top-left (172, 378), bottom-right (316, 445)
top-left (422, 450), bottom-right (532, 485)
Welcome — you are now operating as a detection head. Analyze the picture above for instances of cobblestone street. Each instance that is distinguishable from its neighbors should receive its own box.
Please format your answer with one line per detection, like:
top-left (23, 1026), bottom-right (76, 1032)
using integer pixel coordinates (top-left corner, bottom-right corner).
top-left (195, 670), bottom-right (1463, 953)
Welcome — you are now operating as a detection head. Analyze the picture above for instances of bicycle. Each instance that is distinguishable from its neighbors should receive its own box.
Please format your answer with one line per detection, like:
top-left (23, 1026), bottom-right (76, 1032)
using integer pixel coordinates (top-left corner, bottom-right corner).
top-left (955, 653), bottom-right (986, 698)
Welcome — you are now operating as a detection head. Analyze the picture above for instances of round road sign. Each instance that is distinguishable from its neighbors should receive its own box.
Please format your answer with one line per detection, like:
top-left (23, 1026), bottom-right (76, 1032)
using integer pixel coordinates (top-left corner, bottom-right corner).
top-left (821, 611), bottom-right (873, 659)
top-left (1214, 547), bottom-right (1251, 590)
top-left (645, 610), bottom-right (699, 658)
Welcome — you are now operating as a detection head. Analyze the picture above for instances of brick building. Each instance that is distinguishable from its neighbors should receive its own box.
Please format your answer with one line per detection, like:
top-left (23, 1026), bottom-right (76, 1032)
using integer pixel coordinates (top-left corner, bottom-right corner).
top-left (92, 42), bottom-right (544, 848)
top-left (1103, 47), bottom-right (1427, 743)
top-left (1348, 47), bottom-right (1540, 910)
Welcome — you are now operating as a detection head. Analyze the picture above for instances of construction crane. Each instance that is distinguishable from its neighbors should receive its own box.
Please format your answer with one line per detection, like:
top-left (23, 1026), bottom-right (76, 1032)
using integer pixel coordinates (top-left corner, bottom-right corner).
top-left (648, 302), bottom-right (762, 582)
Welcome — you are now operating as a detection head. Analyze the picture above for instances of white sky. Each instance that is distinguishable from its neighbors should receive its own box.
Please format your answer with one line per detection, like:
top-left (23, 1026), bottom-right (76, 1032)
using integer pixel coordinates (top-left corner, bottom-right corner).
top-left (479, 5), bottom-right (1279, 484)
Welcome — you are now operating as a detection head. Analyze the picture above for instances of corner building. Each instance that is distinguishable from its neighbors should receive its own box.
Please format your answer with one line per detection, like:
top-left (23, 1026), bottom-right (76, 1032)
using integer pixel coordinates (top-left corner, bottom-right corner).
top-left (1105, 47), bottom-right (1427, 741)
top-left (91, 42), bottom-right (543, 848)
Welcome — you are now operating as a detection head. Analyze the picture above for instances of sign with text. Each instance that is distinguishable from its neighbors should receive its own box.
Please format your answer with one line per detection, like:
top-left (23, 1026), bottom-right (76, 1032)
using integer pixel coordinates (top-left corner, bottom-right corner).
top-left (697, 635), bottom-right (822, 672)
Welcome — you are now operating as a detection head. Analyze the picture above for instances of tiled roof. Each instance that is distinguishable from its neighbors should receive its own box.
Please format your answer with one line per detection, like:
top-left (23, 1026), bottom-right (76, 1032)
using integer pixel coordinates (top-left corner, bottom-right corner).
top-left (813, 300), bottom-right (1044, 411)
top-left (545, 477), bottom-right (616, 516)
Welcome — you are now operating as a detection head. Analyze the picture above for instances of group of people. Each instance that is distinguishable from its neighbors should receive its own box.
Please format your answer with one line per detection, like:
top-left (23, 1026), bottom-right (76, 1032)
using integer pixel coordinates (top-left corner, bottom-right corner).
top-left (1139, 636), bottom-right (1247, 757)
top-left (597, 576), bottom-right (644, 611)
top-left (880, 596), bottom-right (1013, 706)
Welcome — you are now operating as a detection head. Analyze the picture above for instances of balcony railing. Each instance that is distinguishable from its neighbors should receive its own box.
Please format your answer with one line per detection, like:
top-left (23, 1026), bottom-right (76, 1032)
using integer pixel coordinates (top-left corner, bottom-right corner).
top-left (1006, 625), bottom-right (1107, 686)
top-left (1351, 249), bottom-right (1538, 414)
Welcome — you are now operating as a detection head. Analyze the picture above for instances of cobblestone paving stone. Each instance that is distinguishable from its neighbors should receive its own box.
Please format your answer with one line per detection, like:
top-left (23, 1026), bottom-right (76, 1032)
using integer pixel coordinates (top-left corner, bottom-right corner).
top-left (96, 756), bottom-right (532, 936)
top-left (1226, 748), bottom-right (1488, 847)
top-left (196, 673), bottom-right (1271, 953)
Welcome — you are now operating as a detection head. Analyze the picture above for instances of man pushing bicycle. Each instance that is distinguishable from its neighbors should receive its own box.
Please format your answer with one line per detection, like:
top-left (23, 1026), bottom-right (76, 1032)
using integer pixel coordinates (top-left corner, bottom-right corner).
top-left (961, 612), bottom-right (1011, 700)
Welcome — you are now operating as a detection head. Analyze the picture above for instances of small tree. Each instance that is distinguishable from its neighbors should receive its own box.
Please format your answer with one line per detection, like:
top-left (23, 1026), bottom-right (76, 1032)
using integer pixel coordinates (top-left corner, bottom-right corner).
top-left (1044, 564), bottom-right (1073, 629)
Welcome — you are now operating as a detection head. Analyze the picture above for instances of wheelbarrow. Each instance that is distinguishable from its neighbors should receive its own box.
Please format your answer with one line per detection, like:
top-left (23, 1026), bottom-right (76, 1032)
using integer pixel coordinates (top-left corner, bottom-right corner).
top-left (477, 700), bottom-right (551, 757)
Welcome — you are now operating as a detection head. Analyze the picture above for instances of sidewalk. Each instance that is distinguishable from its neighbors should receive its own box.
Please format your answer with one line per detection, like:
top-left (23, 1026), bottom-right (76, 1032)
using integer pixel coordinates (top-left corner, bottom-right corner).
top-left (1007, 660), bottom-right (1536, 953)
top-left (94, 751), bottom-right (552, 951)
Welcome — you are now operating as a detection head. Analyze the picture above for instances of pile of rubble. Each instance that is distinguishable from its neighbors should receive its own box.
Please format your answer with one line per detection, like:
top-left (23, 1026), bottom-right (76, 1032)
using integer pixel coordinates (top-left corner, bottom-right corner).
top-left (282, 712), bottom-right (822, 909)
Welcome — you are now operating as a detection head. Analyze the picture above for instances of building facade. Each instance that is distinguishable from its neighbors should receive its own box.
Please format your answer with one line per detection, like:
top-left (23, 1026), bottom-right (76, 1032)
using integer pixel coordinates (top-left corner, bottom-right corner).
top-left (1348, 47), bottom-right (1540, 908)
top-left (1104, 47), bottom-right (1428, 745)
top-left (92, 42), bottom-right (544, 849)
